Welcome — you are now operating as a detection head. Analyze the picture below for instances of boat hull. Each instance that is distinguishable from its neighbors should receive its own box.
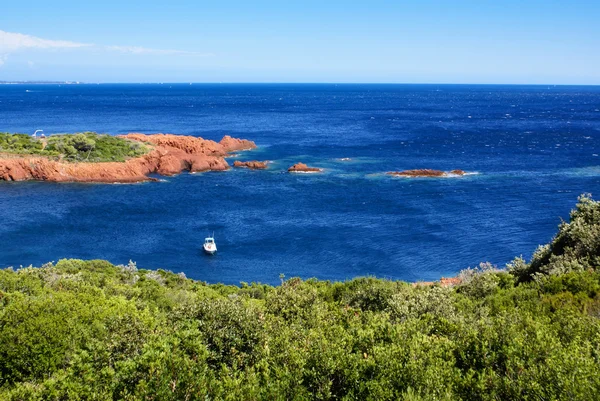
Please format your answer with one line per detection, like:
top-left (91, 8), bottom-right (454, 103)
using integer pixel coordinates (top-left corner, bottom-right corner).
top-left (203, 245), bottom-right (217, 255)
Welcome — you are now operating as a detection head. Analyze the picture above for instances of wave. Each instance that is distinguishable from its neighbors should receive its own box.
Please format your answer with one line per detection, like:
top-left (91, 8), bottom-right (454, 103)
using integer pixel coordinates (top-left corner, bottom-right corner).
top-left (289, 170), bottom-right (323, 174)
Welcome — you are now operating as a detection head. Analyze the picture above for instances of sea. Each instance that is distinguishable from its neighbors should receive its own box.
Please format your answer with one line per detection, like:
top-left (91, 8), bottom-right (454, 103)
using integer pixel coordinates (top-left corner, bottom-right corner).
top-left (1, 83), bottom-right (600, 285)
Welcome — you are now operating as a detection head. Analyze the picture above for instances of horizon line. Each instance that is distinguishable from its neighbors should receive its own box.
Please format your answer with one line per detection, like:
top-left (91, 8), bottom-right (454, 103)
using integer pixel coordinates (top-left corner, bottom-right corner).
top-left (1, 81), bottom-right (599, 87)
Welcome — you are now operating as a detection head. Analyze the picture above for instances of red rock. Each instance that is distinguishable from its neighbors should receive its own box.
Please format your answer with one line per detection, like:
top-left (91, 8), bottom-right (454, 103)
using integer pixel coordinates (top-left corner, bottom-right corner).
top-left (287, 162), bottom-right (323, 173)
top-left (189, 155), bottom-right (229, 173)
top-left (387, 169), bottom-right (468, 177)
top-left (219, 135), bottom-right (257, 153)
top-left (122, 133), bottom-right (225, 155)
top-left (387, 169), bottom-right (446, 177)
top-left (0, 133), bottom-right (256, 183)
top-left (233, 160), bottom-right (268, 170)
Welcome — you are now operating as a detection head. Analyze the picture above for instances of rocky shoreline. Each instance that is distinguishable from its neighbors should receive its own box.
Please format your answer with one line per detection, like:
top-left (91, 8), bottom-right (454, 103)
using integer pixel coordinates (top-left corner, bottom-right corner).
top-left (0, 133), bottom-right (476, 183)
top-left (0, 134), bottom-right (256, 183)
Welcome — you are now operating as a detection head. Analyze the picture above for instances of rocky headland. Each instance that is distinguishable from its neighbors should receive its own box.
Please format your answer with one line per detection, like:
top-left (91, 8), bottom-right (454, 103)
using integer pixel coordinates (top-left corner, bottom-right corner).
top-left (233, 160), bottom-right (269, 170)
top-left (287, 162), bottom-right (323, 173)
top-left (387, 169), bottom-right (466, 178)
top-left (0, 134), bottom-right (256, 183)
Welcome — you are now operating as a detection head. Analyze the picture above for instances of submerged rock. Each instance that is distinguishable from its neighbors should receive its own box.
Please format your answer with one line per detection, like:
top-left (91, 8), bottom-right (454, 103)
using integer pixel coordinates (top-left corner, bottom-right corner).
top-left (233, 160), bottom-right (268, 170)
top-left (287, 162), bottom-right (323, 173)
top-left (387, 169), bottom-right (467, 178)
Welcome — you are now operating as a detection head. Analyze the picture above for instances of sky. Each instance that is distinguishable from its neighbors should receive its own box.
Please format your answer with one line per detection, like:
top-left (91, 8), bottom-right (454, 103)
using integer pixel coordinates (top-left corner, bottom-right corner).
top-left (0, 0), bottom-right (599, 84)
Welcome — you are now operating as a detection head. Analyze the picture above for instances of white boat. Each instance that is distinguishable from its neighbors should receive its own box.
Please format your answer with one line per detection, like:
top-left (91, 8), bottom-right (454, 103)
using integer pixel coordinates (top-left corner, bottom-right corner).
top-left (203, 234), bottom-right (217, 255)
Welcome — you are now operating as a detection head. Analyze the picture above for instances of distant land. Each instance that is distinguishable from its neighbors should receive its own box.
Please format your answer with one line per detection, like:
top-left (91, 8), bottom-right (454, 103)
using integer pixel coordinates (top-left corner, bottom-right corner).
top-left (0, 81), bottom-right (82, 84)
top-left (1, 81), bottom-right (599, 86)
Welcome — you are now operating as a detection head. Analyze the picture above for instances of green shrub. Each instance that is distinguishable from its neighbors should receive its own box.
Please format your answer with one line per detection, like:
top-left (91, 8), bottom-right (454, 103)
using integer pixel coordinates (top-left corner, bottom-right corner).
top-left (1, 196), bottom-right (600, 399)
top-left (510, 194), bottom-right (600, 282)
top-left (0, 132), bottom-right (149, 162)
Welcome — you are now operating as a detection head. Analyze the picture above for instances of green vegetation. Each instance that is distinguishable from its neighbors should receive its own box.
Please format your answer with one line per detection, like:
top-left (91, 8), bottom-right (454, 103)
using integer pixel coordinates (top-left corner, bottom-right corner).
top-left (509, 194), bottom-right (600, 281)
top-left (0, 132), bottom-right (149, 162)
top-left (1, 196), bottom-right (600, 400)
top-left (0, 133), bottom-right (45, 155)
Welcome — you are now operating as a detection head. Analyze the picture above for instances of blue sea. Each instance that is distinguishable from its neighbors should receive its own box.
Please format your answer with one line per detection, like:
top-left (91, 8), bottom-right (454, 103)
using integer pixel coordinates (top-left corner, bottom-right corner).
top-left (1, 84), bottom-right (600, 284)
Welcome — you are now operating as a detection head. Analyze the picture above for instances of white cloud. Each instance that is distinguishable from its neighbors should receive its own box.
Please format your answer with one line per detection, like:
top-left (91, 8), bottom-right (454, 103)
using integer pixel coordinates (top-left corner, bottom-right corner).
top-left (0, 30), bottom-right (91, 52)
top-left (105, 45), bottom-right (212, 57)
top-left (0, 30), bottom-right (211, 68)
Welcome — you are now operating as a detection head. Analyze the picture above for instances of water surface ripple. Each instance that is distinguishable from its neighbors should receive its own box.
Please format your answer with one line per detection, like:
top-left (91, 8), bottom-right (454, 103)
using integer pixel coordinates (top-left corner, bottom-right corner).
top-left (1, 84), bottom-right (600, 284)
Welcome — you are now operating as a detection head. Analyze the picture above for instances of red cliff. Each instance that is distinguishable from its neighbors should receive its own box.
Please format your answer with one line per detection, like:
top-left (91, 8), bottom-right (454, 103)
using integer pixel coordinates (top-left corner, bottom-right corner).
top-left (0, 133), bottom-right (255, 183)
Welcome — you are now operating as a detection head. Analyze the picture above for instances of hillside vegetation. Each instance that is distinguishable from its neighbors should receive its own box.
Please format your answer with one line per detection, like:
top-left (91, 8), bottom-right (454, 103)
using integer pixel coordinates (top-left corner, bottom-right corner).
top-left (1, 195), bottom-right (600, 400)
top-left (0, 132), bottom-right (149, 162)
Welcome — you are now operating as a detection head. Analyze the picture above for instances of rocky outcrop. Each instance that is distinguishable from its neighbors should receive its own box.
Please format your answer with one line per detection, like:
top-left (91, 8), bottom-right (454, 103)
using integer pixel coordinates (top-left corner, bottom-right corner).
top-left (121, 133), bottom-right (256, 155)
top-left (122, 133), bottom-right (224, 156)
top-left (387, 169), bottom-right (466, 178)
top-left (0, 133), bottom-right (253, 183)
top-left (233, 160), bottom-right (268, 170)
top-left (219, 135), bottom-right (257, 153)
top-left (288, 162), bottom-right (323, 173)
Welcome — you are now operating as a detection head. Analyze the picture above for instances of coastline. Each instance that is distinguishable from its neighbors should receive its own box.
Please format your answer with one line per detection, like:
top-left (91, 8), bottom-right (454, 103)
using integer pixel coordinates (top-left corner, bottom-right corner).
top-left (0, 134), bottom-right (256, 183)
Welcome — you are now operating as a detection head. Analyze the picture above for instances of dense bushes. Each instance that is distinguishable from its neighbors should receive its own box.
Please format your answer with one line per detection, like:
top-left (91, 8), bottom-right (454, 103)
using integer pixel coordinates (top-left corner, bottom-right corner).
top-left (0, 133), bottom-right (44, 155)
top-left (0, 132), bottom-right (149, 162)
top-left (0, 196), bottom-right (600, 399)
top-left (509, 194), bottom-right (600, 282)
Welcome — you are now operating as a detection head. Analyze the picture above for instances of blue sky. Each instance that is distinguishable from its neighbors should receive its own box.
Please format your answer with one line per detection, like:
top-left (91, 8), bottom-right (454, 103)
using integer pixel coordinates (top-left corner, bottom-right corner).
top-left (1, 0), bottom-right (599, 83)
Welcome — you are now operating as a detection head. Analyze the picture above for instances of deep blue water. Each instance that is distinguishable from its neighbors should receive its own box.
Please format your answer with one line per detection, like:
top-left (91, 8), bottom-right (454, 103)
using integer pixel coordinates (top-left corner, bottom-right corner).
top-left (1, 83), bottom-right (600, 284)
